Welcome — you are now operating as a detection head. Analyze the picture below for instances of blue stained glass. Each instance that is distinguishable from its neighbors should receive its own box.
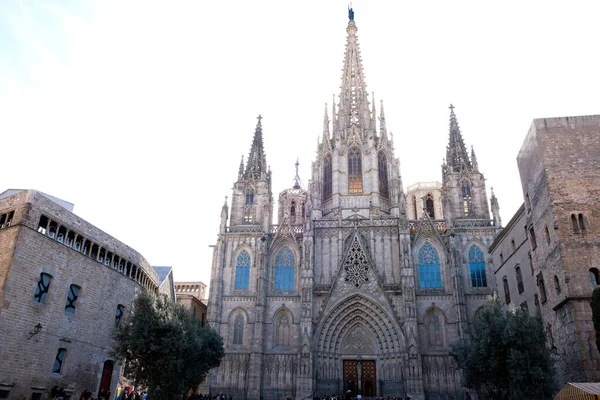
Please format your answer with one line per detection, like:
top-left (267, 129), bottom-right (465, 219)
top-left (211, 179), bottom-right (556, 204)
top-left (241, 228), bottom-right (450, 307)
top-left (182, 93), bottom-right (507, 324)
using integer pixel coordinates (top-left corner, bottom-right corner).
top-left (274, 247), bottom-right (295, 291)
top-left (235, 250), bottom-right (251, 290)
top-left (468, 246), bottom-right (487, 287)
top-left (418, 243), bottom-right (442, 289)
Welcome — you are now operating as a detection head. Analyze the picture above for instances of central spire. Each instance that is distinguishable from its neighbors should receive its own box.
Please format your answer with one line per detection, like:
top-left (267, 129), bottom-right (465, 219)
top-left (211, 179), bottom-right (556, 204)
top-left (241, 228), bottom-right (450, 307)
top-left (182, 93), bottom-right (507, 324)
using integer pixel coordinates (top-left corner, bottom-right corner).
top-left (336, 8), bottom-right (371, 130)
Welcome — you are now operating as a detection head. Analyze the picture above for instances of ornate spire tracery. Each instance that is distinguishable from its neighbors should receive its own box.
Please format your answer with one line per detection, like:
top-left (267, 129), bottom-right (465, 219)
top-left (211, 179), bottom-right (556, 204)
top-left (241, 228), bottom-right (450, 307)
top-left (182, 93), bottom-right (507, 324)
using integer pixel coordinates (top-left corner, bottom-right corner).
top-left (336, 15), bottom-right (372, 131)
top-left (446, 104), bottom-right (472, 172)
top-left (244, 115), bottom-right (268, 180)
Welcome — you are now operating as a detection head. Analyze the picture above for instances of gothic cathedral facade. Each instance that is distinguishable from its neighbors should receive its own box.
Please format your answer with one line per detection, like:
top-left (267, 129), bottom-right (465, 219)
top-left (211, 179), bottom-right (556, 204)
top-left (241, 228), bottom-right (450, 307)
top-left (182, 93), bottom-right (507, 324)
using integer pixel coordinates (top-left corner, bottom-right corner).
top-left (207, 14), bottom-right (502, 400)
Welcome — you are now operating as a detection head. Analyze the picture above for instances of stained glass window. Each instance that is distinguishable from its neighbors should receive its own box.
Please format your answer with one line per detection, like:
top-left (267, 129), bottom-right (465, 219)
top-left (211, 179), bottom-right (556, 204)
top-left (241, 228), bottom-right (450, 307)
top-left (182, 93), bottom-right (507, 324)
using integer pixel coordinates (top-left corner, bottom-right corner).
top-left (348, 147), bottom-right (363, 194)
top-left (461, 180), bottom-right (471, 198)
top-left (233, 314), bottom-right (244, 345)
top-left (468, 246), bottom-right (487, 287)
top-left (235, 250), bottom-right (251, 290)
top-left (245, 188), bottom-right (254, 205)
top-left (65, 284), bottom-right (80, 313)
top-left (427, 312), bottom-right (443, 346)
top-left (274, 247), bottom-right (295, 291)
top-left (323, 154), bottom-right (332, 201)
top-left (115, 304), bottom-right (125, 327)
top-left (53, 348), bottom-right (67, 374)
top-left (34, 273), bottom-right (52, 304)
top-left (378, 151), bottom-right (389, 199)
top-left (418, 243), bottom-right (442, 289)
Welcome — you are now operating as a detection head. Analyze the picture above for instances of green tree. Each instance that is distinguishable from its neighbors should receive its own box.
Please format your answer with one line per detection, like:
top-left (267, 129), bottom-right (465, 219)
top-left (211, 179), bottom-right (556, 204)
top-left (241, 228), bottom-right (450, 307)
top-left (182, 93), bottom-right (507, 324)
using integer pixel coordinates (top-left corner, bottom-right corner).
top-left (591, 287), bottom-right (600, 354)
top-left (112, 291), bottom-right (224, 400)
top-left (452, 295), bottom-right (553, 400)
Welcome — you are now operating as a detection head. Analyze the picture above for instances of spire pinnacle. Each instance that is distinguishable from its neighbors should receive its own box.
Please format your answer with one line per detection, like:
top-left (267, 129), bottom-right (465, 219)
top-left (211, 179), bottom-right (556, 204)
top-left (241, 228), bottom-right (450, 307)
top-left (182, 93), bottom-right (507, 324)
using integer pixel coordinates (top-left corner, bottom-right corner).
top-left (446, 104), bottom-right (472, 173)
top-left (293, 158), bottom-right (302, 189)
top-left (322, 103), bottom-right (330, 143)
top-left (244, 115), bottom-right (268, 180)
top-left (238, 155), bottom-right (244, 179)
top-left (471, 145), bottom-right (479, 171)
top-left (336, 11), bottom-right (371, 130)
top-left (379, 99), bottom-right (388, 141)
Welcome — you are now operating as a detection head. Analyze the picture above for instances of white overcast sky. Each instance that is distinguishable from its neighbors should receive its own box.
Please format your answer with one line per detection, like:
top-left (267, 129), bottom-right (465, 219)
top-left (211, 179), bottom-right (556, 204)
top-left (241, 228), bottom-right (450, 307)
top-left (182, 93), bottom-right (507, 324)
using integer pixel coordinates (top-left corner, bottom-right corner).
top-left (2, 1), bottom-right (599, 287)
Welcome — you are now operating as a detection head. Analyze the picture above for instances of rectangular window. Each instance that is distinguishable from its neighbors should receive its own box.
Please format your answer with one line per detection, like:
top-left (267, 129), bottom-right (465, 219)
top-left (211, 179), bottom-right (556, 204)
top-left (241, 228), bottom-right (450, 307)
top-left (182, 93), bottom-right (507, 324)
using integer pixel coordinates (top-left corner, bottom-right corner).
top-left (0, 390), bottom-right (10, 399)
top-left (115, 304), bottom-right (125, 327)
top-left (529, 227), bottom-right (537, 249)
top-left (65, 285), bottom-right (80, 313)
top-left (30, 393), bottom-right (42, 400)
top-left (34, 273), bottom-right (52, 304)
top-left (37, 215), bottom-right (49, 234)
top-left (53, 348), bottom-right (67, 374)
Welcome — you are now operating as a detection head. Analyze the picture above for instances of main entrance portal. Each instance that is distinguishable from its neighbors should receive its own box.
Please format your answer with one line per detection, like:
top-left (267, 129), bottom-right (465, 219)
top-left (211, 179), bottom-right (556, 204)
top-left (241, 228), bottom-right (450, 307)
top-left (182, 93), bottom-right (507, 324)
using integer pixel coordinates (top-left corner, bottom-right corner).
top-left (343, 360), bottom-right (376, 397)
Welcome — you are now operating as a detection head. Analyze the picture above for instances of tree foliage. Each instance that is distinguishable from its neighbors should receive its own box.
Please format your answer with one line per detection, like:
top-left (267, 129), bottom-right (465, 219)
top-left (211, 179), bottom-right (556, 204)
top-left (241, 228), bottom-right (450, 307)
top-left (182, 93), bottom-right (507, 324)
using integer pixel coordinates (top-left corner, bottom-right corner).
top-left (451, 295), bottom-right (553, 400)
top-left (591, 287), bottom-right (600, 354)
top-left (112, 291), bottom-right (224, 400)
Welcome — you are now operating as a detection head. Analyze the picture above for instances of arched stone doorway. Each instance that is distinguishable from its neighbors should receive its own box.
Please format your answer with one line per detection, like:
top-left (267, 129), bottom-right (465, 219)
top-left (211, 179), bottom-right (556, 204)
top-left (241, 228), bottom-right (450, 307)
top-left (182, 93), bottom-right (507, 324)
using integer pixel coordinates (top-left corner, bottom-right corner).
top-left (315, 295), bottom-right (406, 397)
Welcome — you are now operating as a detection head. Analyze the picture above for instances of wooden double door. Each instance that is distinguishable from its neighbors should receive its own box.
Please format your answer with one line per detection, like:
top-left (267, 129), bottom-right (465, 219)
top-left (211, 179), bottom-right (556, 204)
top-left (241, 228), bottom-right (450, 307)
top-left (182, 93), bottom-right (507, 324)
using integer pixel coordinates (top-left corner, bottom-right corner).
top-left (343, 360), bottom-right (376, 397)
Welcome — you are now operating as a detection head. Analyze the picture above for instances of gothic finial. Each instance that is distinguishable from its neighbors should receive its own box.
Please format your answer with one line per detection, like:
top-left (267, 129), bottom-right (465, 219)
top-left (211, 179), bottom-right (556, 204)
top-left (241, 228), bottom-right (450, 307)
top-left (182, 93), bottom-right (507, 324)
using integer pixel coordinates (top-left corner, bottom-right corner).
top-left (471, 145), bottom-right (479, 171)
top-left (224, 195), bottom-right (228, 205)
top-left (449, 104), bottom-right (455, 113)
top-left (322, 103), bottom-right (330, 144)
top-left (293, 158), bottom-right (302, 189)
top-left (238, 155), bottom-right (244, 179)
top-left (379, 99), bottom-right (388, 141)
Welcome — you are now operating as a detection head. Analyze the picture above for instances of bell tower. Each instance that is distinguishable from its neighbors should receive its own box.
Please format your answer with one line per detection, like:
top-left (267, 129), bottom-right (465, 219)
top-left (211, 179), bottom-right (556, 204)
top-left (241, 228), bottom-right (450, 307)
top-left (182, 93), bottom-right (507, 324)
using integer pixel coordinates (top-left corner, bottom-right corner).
top-left (441, 105), bottom-right (491, 221)
top-left (230, 115), bottom-right (273, 232)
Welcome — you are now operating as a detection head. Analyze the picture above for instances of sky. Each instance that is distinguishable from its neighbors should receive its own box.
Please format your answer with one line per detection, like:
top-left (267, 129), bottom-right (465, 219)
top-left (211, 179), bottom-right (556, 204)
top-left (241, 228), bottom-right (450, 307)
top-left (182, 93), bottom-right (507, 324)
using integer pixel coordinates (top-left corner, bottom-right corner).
top-left (1, 1), bottom-right (599, 288)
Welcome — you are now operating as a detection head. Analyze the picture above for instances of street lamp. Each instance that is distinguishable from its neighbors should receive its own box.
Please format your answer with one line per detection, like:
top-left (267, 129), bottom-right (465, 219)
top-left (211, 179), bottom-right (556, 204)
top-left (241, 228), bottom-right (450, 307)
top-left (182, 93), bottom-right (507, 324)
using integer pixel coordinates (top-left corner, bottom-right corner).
top-left (28, 323), bottom-right (43, 340)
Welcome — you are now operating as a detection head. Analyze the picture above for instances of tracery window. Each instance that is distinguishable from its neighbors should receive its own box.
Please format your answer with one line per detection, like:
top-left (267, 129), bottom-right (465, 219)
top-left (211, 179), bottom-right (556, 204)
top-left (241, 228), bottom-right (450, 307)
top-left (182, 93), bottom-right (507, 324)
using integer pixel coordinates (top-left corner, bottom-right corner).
top-left (427, 311), bottom-right (443, 347)
top-left (235, 250), bottom-right (251, 290)
top-left (274, 247), bottom-right (295, 291)
top-left (503, 277), bottom-right (511, 304)
top-left (348, 147), bottom-right (363, 194)
top-left (276, 313), bottom-right (291, 347)
top-left (418, 243), bottom-right (442, 289)
top-left (290, 201), bottom-right (296, 217)
top-left (461, 180), bottom-right (472, 216)
top-left (244, 188), bottom-right (254, 224)
top-left (323, 154), bottom-right (332, 201)
top-left (233, 314), bottom-right (244, 345)
top-left (378, 151), bottom-right (389, 198)
top-left (34, 273), bottom-right (52, 304)
top-left (468, 246), bottom-right (487, 288)
top-left (516, 265), bottom-right (524, 294)
top-left (65, 284), bottom-right (81, 313)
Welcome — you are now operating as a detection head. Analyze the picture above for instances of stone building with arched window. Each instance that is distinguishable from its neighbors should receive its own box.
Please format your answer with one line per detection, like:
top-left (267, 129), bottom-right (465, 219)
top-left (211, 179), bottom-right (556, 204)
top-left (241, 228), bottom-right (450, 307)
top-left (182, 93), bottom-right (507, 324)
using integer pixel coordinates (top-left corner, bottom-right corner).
top-left (207, 11), bottom-right (502, 400)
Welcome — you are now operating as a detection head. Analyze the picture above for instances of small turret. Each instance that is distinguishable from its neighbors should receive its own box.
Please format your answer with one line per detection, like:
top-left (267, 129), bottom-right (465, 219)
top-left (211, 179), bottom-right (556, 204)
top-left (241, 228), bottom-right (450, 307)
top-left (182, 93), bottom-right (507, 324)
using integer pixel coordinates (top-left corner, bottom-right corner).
top-left (471, 145), bottom-right (479, 171)
top-left (491, 187), bottom-right (501, 227)
top-left (220, 196), bottom-right (229, 234)
top-left (238, 155), bottom-right (245, 180)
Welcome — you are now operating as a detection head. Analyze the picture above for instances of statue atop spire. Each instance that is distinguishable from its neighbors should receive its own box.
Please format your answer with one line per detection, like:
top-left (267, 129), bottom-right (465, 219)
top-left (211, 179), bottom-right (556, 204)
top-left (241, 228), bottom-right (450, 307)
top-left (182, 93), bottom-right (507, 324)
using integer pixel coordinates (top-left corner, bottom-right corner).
top-left (348, 5), bottom-right (354, 21)
top-left (293, 158), bottom-right (302, 189)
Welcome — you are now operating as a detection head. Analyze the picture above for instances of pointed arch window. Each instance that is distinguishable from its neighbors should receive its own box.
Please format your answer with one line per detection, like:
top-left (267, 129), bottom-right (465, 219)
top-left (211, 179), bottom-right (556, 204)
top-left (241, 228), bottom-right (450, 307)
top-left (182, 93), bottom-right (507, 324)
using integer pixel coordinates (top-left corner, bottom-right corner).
top-left (461, 180), bottom-right (471, 198)
top-left (378, 151), bottom-right (389, 199)
top-left (461, 180), bottom-right (472, 217)
top-left (235, 250), bottom-right (251, 290)
top-left (503, 277), bottom-right (511, 304)
top-left (274, 247), bottom-right (295, 291)
top-left (290, 201), bottom-right (296, 217)
top-left (468, 246), bottom-right (487, 288)
top-left (323, 154), bottom-right (332, 201)
top-left (243, 188), bottom-right (254, 224)
top-left (276, 312), bottom-right (291, 347)
top-left (427, 311), bottom-right (443, 347)
top-left (426, 194), bottom-right (435, 219)
top-left (233, 314), bottom-right (244, 345)
top-left (418, 243), bottom-right (442, 289)
top-left (348, 147), bottom-right (363, 194)
top-left (516, 265), bottom-right (524, 294)
top-left (590, 268), bottom-right (600, 287)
